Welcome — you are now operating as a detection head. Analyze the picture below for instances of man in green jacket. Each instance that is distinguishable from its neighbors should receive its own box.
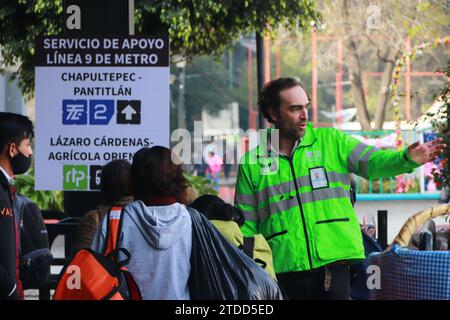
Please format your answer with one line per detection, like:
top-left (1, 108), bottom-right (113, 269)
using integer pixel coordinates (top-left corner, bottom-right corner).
top-left (234, 77), bottom-right (446, 299)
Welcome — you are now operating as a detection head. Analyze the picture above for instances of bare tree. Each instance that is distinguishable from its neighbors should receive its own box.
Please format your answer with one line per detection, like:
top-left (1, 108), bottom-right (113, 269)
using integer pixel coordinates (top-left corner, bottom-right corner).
top-left (320, 0), bottom-right (449, 130)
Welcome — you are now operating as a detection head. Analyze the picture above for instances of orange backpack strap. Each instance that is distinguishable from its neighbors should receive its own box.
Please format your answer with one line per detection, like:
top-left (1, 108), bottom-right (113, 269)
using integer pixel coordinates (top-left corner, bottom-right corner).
top-left (104, 206), bottom-right (124, 256)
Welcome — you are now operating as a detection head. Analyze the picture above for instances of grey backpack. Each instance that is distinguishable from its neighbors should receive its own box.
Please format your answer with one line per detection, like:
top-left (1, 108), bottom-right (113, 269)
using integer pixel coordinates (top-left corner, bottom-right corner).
top-left (14, 194), bottom-right (53, 289)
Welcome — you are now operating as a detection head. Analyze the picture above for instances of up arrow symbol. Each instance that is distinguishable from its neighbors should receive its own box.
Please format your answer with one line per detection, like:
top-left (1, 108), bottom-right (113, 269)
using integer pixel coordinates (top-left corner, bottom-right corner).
top-left (121, 105), bottom-right (136, 120)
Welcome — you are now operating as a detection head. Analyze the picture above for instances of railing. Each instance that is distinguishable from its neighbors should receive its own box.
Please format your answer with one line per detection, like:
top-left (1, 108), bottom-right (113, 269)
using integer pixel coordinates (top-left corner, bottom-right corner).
top-left (38, 211), bottom-right (80, 300)
top-left (345, 129), bottom-right (441, 201)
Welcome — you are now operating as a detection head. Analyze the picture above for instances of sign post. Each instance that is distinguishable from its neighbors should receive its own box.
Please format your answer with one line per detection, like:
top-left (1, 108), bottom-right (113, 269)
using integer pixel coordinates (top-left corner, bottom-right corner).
top-left (34, 1), bottom-right (169, 216)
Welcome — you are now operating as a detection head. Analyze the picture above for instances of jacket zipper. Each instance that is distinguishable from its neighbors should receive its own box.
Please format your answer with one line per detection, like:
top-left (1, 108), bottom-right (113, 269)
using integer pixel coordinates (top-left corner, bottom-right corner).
top-left (287, 156), bottom-right (313, 270)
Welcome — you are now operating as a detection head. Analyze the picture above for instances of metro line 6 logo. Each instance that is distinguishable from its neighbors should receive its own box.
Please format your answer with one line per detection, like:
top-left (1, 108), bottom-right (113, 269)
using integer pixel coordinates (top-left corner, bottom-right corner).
top-left (63, 165), bottom-right (88, 190)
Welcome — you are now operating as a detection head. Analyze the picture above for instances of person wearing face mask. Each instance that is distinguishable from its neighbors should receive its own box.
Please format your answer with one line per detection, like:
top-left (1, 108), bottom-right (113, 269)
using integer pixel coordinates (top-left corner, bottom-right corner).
top-left (0, 112), bottom-right (34, 300)
top-left (235, 78), bottom-right (446, 300)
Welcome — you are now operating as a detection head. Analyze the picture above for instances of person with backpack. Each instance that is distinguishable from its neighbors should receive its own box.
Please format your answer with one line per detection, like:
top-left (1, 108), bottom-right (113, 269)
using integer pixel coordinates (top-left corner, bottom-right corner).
top-left (73, 159), bottom-right (134, 252)
top-left (0, 112), bottom-right (34, 300)
top-left (13, 193), bottom-right (52, 290)
top-left (91, 146), bottom-right (193, 299)
top-left (190, 194), bottom-right (276, 280)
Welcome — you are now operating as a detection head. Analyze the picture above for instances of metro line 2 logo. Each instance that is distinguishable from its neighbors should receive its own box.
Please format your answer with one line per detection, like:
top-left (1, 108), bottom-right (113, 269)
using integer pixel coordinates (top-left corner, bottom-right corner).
top-left (63, 165), bottom-right (88, 190)
top-left (89, 100), bottom-right (114, 125)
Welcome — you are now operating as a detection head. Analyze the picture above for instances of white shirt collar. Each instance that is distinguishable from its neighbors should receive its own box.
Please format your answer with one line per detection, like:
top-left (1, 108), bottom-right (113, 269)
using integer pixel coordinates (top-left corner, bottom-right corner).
top-left (0, 166), bottom-right (14, 185)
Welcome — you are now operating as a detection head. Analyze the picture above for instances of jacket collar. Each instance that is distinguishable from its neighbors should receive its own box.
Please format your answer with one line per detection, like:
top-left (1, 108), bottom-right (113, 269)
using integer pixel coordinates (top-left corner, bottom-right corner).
top-left (296, 122), bottom-right (317, 148)
top-left (0, 166), bottom-right (13, 185)
top-left (257, 122), bottom-right (317, 157)
top-left (0, 168), bottom-right (10, 188)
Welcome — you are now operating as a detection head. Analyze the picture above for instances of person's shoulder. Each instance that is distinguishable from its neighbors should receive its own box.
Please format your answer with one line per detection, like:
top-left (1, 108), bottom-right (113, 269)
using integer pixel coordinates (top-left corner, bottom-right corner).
top-left (315, 126), bottom-right (341, 136)
top-left (15, 193), bottom-right (39, 210)
top-left (238, 147), bottom-right (260, 167)
top-left (253, 234), bottom-right (274, 253)
top-left (313, 127), bottom-right (347, 143)
top-left (80, 208), bottom-right (104, 226)
top-left (253, 233), bottom-right (270, 246)
top-left (0, 170), bottom-right (9, 188)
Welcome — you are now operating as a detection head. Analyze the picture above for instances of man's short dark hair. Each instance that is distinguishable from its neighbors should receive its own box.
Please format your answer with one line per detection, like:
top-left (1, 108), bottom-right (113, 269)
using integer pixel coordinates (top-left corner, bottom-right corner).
top-left (258, 77), bottom-right (306, 123)
top-left (100, 159), bottom-right (132, 204)
top-left (0, 112), bottom-right (34, 152)
top-left (131, 146), bottom-right (188, 202)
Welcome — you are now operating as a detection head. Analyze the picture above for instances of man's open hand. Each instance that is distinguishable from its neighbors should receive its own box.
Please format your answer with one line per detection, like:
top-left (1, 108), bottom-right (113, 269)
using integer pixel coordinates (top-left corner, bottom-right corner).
top-left (407, 138), bottom-right (446, 165)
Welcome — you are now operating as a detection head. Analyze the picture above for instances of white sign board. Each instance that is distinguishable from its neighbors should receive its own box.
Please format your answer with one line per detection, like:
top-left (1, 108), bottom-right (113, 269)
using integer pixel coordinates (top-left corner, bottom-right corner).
top-left (34, 36), bottom-right (169, 191)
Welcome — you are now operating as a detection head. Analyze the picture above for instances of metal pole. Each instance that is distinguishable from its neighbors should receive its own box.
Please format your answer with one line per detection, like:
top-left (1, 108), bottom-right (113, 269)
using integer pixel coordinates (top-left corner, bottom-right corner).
top-left (128, 0), bottom-right (135, 35)
top-left (228, 49), bottom-right (233, 89)
top-left (62, 0), bottom-right (131, 217)
top-left (177, 67), bottom-right (186, 129)
top-left (405, 37), bottom-right (411, 121)
top-left (336, 38), bottom-right (343, 125)
top-left (247, 47), bottom-right (254, 129)
top-left (311, 31), bottom-right (318, 126)
top-left (377, 210), bottom-right (388, 250)
top-left (256, 32), bottom-right (266, 130)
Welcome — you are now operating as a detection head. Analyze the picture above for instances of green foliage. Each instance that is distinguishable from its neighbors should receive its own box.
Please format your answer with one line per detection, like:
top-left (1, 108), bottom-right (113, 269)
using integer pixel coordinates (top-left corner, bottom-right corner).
top-left (172, 43), bottom-right (256, 132)
top-left (317, 0), bottom-right (449, 129)
top-left (184, 171), bottom-right (217, 196)
top-left (138, 0), bottom-right (319, 59)
top-left (414, 60), bottom-right (450, 196)
top-left (13, 169), bottom-right (64, 211)
top-left (0, 0), bottom-right (320, 98)
top-left (434, 62), bottom-right (450, 190)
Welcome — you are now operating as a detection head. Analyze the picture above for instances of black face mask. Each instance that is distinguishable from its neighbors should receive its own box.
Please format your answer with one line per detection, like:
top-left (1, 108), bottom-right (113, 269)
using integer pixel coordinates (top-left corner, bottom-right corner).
top-left (10, 151), bottom-right (32, 175)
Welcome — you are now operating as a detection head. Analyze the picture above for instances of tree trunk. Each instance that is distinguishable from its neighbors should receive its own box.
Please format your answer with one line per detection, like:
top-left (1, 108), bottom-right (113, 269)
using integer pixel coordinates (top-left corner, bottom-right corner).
top-left (341, 0), bottom-right (371, 131)
top-left (345, 37), bottom-right (372, 131)
top-left (374, 49), bottom-right (396, 130)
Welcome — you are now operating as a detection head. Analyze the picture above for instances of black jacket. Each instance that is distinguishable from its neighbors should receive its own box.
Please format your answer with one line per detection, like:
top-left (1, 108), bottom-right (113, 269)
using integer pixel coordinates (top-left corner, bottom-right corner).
top-left (0, 170), bottom-right (19, 299)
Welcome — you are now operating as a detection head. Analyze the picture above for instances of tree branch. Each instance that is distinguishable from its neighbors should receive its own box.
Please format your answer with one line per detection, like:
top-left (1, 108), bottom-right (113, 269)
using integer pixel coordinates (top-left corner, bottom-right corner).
top-left (363, 34), bottom-right (396, 63)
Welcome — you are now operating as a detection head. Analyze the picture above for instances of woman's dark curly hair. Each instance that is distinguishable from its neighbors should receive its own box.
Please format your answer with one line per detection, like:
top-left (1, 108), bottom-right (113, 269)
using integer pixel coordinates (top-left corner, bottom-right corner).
top-left (131, 146), bottom-right (188, 202)
top-left (100, 159), bottom-right (132, 204)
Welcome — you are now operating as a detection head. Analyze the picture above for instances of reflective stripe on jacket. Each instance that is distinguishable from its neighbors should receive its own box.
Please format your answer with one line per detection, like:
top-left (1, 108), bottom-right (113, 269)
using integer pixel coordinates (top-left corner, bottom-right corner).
top-left (235, 122), bottom-right (420, 273)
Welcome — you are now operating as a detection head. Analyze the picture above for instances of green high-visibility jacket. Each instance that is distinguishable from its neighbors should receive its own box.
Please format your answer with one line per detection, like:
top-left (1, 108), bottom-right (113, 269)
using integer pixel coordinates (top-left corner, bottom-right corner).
top-left (235, 123), bottom-right (420, 274)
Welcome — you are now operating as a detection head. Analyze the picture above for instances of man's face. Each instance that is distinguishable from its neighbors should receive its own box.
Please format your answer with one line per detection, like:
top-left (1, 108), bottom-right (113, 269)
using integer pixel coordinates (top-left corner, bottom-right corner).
top-left (9, 138), bottom-right (33, 159)
top-left (269, 86), bottom-right (309, 141)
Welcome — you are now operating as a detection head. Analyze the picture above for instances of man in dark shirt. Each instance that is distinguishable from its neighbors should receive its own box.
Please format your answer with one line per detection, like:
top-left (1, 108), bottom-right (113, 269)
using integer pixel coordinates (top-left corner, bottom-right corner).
top-left (0, 112), bottom-right (34, 300)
